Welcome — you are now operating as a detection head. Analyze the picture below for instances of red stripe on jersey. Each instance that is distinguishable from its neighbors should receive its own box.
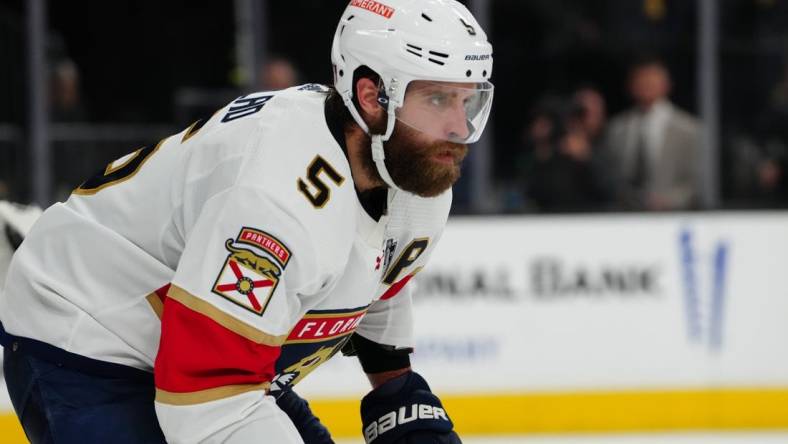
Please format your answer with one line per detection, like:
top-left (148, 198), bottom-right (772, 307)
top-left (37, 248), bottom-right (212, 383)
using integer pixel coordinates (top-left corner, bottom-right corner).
top-left (155, 295), bottom-right (280, 394)
top-left (379, 273), bottom-right (415, 301)
top-left (287, 310), bottom-right (367, 342)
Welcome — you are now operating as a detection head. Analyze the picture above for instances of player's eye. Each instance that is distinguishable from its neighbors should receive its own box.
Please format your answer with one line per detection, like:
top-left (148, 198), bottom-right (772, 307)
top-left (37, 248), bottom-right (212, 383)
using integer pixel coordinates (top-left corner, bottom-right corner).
top-left (428, 92), bottom-right (450, 108)
top-left (463, 94), bottom-right (480, 110)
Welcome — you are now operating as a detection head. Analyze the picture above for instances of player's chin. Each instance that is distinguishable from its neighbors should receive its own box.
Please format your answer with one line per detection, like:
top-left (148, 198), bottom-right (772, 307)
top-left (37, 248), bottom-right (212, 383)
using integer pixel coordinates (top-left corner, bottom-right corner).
top-left (407, 164), bottom-right (462, 198)
top-left (386, 139), bottom-right (464, 197)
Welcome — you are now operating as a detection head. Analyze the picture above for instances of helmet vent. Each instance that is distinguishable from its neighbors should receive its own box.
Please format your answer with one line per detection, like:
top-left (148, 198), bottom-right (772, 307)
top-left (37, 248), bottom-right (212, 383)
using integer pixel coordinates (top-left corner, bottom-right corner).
top-left (347, 15), bottom-right (355, 21)
top-left (421, 13), bottom-right (433, 22)
top-left (427, 50), bottom-right (448, 66)
top-left (405, 43), bottom-right (423, 58)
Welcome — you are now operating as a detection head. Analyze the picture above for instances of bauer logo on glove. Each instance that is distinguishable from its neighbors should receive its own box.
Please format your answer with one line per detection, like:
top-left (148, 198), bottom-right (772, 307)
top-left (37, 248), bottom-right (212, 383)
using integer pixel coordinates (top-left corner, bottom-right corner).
top-left (364, 403), bottom-right (450, 442)
top-left (360, 372), bottom-right (460, 444)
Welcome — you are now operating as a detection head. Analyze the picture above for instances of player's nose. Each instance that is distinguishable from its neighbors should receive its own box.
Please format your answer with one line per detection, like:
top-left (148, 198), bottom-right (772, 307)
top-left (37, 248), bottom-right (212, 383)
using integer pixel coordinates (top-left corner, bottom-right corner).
top-left (444, 105), bottom-right (470, 141)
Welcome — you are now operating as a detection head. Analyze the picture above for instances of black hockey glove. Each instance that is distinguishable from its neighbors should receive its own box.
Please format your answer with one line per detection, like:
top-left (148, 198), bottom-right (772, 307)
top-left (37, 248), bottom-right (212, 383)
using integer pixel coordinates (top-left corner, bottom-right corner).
top-left (360, 371), bottom-right (461, 444)
top-left (275, 388), bottom-right (335, 444)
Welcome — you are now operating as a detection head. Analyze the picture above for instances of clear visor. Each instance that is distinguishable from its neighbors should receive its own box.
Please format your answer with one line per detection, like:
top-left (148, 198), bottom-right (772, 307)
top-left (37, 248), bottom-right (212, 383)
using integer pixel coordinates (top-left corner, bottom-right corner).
top-left (394, 80), bottom-right (494, 144)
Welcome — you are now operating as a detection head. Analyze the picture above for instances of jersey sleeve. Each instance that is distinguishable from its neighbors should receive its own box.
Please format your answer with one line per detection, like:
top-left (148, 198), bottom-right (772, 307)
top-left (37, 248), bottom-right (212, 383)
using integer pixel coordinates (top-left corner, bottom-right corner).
top-left (153, 185), bottom-right (342, 443)
top-left (356, 284), bottom-right (416, 349)
top-left (355, 191), bottom-right (451, 352)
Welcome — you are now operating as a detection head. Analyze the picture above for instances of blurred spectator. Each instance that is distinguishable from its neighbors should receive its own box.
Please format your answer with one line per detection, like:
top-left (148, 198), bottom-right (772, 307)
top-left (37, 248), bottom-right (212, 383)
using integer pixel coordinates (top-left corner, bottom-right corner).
top-left (568, 86), bottom-right (616, 203)
top-left (727, 134), bottom-right (787, 208)
top-left (729, 60), bottom-right (788, 207)
top-left (756, 60), bottom-right (788, 203)
top-left (607, 55), bottom-right (700, 211)
top-left (516, 93), bottom-right (613, 212)
top-left (570, 86), bottom-right (608, 150)
top-left (257, 57), bottom-right (300, 91)
top-left (50, 58), bottom-right (87, 122)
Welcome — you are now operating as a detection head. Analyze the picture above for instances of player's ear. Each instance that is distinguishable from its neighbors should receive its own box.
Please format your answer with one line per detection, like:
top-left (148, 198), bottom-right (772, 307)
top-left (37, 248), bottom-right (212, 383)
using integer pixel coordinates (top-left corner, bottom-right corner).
top-left (355, 77), bottom-right (385, 122)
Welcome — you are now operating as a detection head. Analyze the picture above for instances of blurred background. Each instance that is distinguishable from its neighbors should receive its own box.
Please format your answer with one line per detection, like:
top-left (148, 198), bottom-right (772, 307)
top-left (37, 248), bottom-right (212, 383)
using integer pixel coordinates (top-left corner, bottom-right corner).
top-left (2, 0), bottom-right (788, 212)
top-left (1, 0), bottom-right (788, 442)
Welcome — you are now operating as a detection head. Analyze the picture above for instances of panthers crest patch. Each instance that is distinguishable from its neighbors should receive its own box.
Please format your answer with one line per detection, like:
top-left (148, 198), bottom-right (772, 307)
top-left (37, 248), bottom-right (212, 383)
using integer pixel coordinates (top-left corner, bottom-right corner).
top-left (211, 228), bottom-right (291, 315)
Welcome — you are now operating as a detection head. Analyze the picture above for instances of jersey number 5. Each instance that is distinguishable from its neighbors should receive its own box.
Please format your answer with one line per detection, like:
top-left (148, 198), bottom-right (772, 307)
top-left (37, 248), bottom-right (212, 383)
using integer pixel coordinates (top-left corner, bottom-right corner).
top-left (297, 155), bottom-right (345, 208)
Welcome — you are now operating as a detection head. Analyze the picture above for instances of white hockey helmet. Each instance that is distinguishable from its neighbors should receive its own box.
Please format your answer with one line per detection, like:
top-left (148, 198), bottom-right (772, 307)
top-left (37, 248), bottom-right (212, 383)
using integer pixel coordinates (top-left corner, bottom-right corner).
top-left (331, 0), bottom-right (494, 191)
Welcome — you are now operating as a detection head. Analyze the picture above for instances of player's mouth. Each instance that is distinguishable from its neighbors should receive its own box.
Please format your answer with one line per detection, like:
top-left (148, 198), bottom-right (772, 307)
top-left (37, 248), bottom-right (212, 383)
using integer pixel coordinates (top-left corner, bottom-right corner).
top-left (432, 147), bottom-right (466, 166)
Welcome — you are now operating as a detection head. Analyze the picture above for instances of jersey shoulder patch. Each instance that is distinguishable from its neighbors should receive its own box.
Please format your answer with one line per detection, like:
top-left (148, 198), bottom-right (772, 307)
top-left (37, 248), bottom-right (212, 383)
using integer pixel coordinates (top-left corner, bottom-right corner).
top-left (211, 227), bottom-right (291, 316)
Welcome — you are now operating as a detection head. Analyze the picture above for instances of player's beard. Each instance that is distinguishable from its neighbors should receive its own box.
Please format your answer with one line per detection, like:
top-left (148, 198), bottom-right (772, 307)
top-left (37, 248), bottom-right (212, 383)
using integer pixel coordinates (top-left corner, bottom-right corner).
top-left (363, 118), bottom-right (468, 198)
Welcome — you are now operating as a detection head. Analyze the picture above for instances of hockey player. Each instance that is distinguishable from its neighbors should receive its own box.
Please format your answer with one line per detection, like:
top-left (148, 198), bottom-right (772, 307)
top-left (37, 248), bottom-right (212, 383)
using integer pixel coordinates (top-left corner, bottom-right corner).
top-left (0, 0), bottom-right (493, 442)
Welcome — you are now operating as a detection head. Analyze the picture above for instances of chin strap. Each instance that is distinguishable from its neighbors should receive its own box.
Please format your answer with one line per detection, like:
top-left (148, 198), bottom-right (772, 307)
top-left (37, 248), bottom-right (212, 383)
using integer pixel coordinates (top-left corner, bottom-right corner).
top-left (344, 89), bottom-right (404, 193)
top-left (370, 105), bottom-right (400, 191)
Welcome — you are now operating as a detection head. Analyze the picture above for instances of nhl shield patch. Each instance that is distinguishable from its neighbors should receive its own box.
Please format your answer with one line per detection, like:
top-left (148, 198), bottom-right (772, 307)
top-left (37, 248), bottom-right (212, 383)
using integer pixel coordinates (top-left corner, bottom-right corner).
top-left (212, 228), bottom-right (291, 315)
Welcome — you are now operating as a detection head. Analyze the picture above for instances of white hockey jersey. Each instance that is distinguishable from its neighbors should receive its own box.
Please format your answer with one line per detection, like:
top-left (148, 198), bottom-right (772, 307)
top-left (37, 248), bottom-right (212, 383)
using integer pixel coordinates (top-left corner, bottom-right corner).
top-left (0, 85), bottom-right (451, 443)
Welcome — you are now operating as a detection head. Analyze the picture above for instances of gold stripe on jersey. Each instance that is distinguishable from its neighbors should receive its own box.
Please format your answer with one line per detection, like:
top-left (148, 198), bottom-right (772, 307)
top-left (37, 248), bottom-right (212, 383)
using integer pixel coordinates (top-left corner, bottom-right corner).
top-left (146, 292), bottom-right (164, 319)
top-left (297, 308), bottom-right (368, 320)
top-left (103, 147), bottom-right (144, 176)
top-left (167, 284), bottom-right (288, 346)
top-left (155, 382), bottom-right (271, 406)
top-left (180, 115), bottom-right (213, 143)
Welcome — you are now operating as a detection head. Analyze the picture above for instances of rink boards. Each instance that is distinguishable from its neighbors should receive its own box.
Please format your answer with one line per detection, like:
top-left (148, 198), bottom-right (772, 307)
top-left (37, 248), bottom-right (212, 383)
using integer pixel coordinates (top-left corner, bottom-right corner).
top-left (1, 211), bottom-right (787, 440)
top-left (299, 211), bottom-right (788, 436)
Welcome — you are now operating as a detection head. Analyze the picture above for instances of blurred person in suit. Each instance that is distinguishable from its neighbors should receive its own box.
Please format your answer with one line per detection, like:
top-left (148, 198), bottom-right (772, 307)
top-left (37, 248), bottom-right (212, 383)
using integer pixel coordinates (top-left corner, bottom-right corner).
top-left (607, 55), bottom-right (700, 211)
